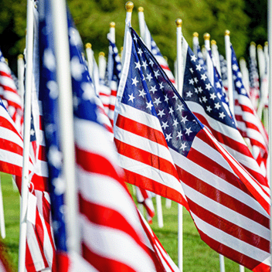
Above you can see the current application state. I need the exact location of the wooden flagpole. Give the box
[18,0,34,271]
[176,18,183,272]
[50,0,80,254]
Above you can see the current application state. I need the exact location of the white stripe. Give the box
[170,143,268,217]
[80,216,156,272]
[77,166,143,234]
[0,76,17,90]
[0,126,23,147]
[4,91,22,106]
[191,212,270,265]
[118,154,184,197]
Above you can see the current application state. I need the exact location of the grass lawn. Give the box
[0,174,250,271]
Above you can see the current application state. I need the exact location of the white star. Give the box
[146,101,153,109]
[194,77,198,83]
[177,131,183,139]
[70,56,85,81]
[173,94,178,100]
[173,119,179,127]
[180,142,187,151]
[149,59,154,67]
[186,91,193,97]
[47,80,58,99]
[169,107,174,115]
[198,87,203,93]
[189,79,194,85]
[217,92,222,99]
[150,85,157,94]
[154,70,160,78]
[81,82,95,100]
[219,111,226,119]
[157,109,165,118]
[236,81,242,88]
[181,115,188,123]
[52,177,66,195]
[241,88,247,94]
[189,68,194,74]
[135,61,141,69]
[165,133,172,141]
[216,81,221,89]
[164,94,169,102]
[138,48,143,56]
[142,60,148,69]
[205,83,212,90]
[206,105,212,112]
[146,73,153,81]
[132,76,139,86]
[194,88,198,94]
[210,93,216,100]
[177,104,184,112]
[48,145,62,168]
[159,82,164,90]
[133,35,138,42]
[214,102,221,109]
[232,64,238,71]
[139,89,146,97]
[191,55,197,62]
[185,127,192,136]
[44,48,56,71]
[237,72,242,78]
[196,64,202,71]
[154,97,161,106]
[161,121,169,129]
[201,73,207,81]
[202,96,207,103]
[30,129,35,136]
[128,93,135,102]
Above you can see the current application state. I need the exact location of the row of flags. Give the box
[0,0,270,271]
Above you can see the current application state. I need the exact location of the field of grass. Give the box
[0,174,250,271]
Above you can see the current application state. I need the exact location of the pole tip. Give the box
[265,41,268,46]
[18,54,24,60]
[193,32,199,37]
[225,30,230,36]
[250,41,256,46]
[211,39,216,45]
[204,33,210,40]
[138,7,144,12]
[85,43,92,49]
[175,18,182,27]
[99,52,105,57]
[125,2,134,12]
[257,44,263,50]
[109,22,115,28]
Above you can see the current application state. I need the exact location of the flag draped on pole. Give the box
[231,45,269,178]
[114,26,270,271]
[38,1,178,271]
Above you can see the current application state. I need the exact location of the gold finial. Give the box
[164,56,168,62]
[125,2,134,12]
[265,41,268,46]
[18,54,24,60]
[5,58,8,64]
[204,33,210,40]
[225,30,230,36]
[138,7,144,12]
[121,47,123,52]
[85,43,92,49]
[250,41,256,46]
[193,32,199,37]
[240,57,245,61]
[99,52,105,57]
[257,44,263,50]
[109,22,115,28]
[175,19,182,27]
[211,40,216,45]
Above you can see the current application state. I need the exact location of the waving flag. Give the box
[114,26,270,271]
[231,45,268,178]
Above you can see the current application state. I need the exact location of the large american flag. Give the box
[231,45,268,179]
[180,38,268,194]
[114,27,270,271]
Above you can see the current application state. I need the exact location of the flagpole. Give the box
[225,30,234,115]
[268,1,272,270]
[98,52,106,81]
[85,43,94,81]
[50,0,80,254]
[18,0,34,271]
[263,41,269,130]
[176,18,183,271]
[192,32,199,56]
[211,40,221,76]
[138,7,145,41]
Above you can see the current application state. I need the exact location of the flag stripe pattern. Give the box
[114,27,270,271]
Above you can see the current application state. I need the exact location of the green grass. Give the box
[0,175,250,271]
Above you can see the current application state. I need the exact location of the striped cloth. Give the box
[114,27,270,271]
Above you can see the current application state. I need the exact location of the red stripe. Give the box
[123,168,188,209]
[116,114,168,148]
[115,138,179,179]
[82,242,137,272]
[38,145,47,161]
[25,243,37,272]
[0,115,23,137]
[198,230,270,272]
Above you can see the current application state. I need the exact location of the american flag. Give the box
[181,38,268,194]
[107,40,122,126]
[114,27,270,271]
[0,49,23,134]
[231,45,268,179]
